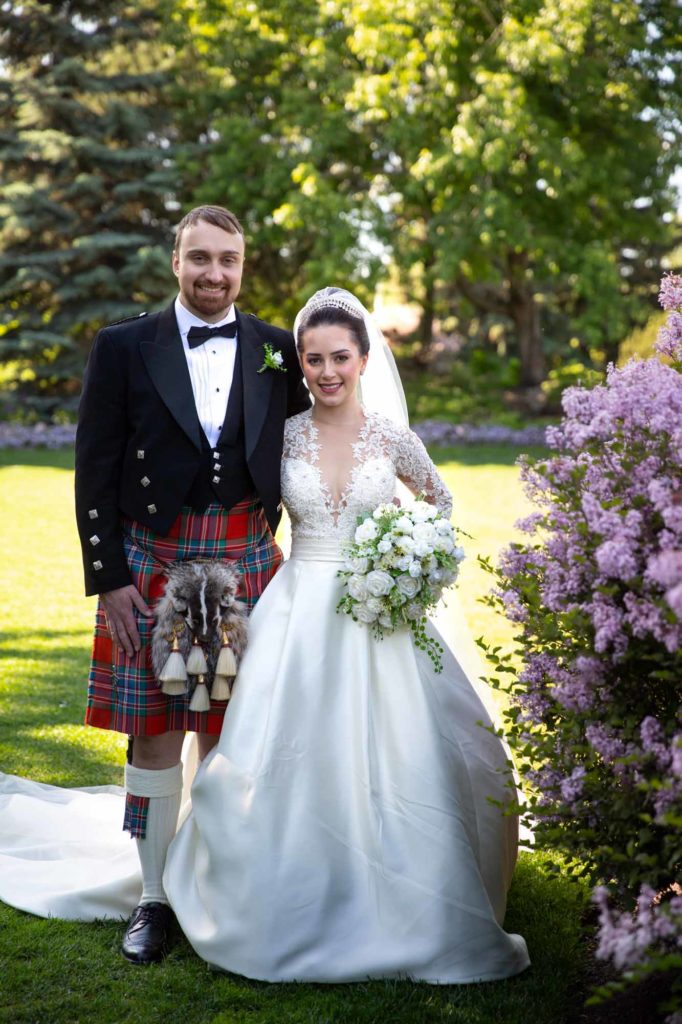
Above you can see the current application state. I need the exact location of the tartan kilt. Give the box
[85,498,282,736]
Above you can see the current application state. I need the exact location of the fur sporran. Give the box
[151,560,248,710]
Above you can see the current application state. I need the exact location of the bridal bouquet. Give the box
[336,499,465,671]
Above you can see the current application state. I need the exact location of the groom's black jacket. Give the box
[75,303,310,596]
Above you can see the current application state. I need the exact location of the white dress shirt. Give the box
[174,296,238,448]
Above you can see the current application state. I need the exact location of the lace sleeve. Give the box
[282,411,309,461]
[390,422,453,516]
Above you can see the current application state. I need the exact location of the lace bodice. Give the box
[282,410,452,542]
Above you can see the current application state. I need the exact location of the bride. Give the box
[0,288,529,984]
[162,288,529,983]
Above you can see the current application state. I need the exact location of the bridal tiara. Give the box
[295,291,365,334]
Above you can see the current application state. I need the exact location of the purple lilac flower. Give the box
[652,781,681,820]
[590,596,628,656]
[560,766,587,803]
[595,537,639,580]
[586,723,629,763]
[655,311,682,361]
[554,655,604,712]
[672,736,682,779]
[593,884,682,970]
[496,588,528,623]
[647,550,682,588]
[640,717,672,768]
[666,582,682,620]
[622,592,681,653]
[658,273,682,312]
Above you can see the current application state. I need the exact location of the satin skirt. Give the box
[163,538,530,983]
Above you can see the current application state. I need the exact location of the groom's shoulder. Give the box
[241,312,294,345]
[99,309,161,343]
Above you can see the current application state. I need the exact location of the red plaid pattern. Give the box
[123,793,150,839]
[85,498,282,736]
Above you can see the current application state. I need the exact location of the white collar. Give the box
[174,295,237,337]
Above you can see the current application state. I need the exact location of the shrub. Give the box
[481,273,682,1020]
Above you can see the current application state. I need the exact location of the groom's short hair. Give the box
[174,205,244,252]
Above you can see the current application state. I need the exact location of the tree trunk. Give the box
[417,244,436,356]
[419,278,435,350]
[508,253,545,386]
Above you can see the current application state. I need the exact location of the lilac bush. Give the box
[482,274,682,1015]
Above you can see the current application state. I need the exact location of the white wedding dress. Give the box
[0,409,529,984]
[163,410,529,983]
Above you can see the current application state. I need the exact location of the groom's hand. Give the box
[101,585,153,657]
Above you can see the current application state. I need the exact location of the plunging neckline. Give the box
[307,411,371,519]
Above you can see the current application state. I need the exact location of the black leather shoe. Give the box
[121,901,176,964]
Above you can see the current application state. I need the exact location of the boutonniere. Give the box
[258,342,287,374]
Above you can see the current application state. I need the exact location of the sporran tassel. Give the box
[186,637,208,675]
[215,629,238,678]
[210,674,232,701]
[189,673,211,712]
[159,631,188,695]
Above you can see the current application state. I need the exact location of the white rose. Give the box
[372,503,395,520]
[396,574,421,598]
[396,535,416,554]
[441,568,459,586]
[394,515,414,535]
[435,518,454,534]
[412,522,437,545]
[354,602,379,623]
[408,560,423,578]
[347,575,369,601]
[410,503,432,523]
[434,534,454,554]
[355,519,379,543]
[453,546,465,562]
[405,602,423,620]
[365,569,394,597]
[428,569,443,585]
[365,596,384,615]
[378,613,394,629]
[346,554,371,574]
[377,538,393,554]
[395,554,413,571]
[413,540,433,558]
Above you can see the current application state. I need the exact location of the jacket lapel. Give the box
[236,309,273,459]
[140,303,202,451]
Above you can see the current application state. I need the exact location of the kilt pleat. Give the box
[85,498,282,736]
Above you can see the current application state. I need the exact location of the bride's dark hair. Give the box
[297,307,370,357]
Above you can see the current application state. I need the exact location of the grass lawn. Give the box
[0,446,590,1024]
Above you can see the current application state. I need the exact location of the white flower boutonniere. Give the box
[258,342,287,374]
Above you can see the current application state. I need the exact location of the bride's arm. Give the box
[391,424,453,516]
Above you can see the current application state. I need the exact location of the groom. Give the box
[75,205,310,963]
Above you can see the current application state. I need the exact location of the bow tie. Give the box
[187,322,238,349]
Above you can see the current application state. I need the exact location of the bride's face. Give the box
[299,325,368,410]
